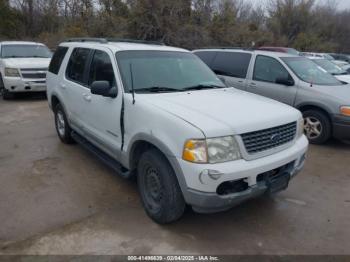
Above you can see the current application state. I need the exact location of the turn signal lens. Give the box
[340,106,350,117]
[182,139,207,163]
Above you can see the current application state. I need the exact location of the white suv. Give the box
[0,41,52,99]
[46,38,308,223]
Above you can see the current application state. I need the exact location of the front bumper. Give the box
[332,115,350,141]
[3,76,46,92]
[177,136,308,213]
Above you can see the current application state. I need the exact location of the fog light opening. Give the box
[216,179,248,196]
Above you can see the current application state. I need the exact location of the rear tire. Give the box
[137,148,185,224]
[54,103,75,144]
[303,109,331,144]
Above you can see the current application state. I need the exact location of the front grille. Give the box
[21,73,46,79]
[241,122,297,154]
[20,68,48,79]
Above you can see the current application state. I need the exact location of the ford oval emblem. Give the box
[270,134,281,143]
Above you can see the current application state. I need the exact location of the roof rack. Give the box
[107,38,165,46]
[196,46,256,51]
[65,38,108,43]
[64,37,165,45]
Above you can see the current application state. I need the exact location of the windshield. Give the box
[1,44,52,58]
[116,51,225,92]
[313,59,348,75]
[282,57,342,85]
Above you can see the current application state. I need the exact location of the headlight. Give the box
[5,68,20,77]
[340,106,350,117]
[297,117,304,138]
[182,136,241,164]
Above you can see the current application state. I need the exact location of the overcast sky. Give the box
[248,0,350,10]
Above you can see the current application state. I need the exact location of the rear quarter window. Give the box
[48,46,68,74]
[211,52,252,79]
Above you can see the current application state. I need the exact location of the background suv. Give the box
[0,41,52,99]
[258,47,300,55]
[47,38,308,223]
[194,49,350,144]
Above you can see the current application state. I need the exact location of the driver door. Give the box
[80,47,123,158]
[247,55,298,106]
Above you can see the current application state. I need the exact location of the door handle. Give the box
[249,82,257,87]
[83,93,92,102]
[60,84,66,89]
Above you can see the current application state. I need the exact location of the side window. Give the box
[66,48,90,85]
[253,55,291,83]
[194,51,217,67]
[88,50,116,87]
[48,46,68,74]
[211,52,252,78]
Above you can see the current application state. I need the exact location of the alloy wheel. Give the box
[56,111,66,137]
[304,116,323,140]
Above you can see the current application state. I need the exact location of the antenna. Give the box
[129,63,135,104]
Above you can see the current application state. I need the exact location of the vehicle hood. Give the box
[333,60,348,67]
[335,74,350,84]
[312,83,350,104]
[141,88,301,137]
[2,58,51,69]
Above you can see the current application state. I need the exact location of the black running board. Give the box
[71,131,131,179]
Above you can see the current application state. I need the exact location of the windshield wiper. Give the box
[134,86,180,93]
[182,84,226,91]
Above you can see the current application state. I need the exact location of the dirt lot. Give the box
[0,94,350,255]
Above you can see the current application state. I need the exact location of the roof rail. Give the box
[196,46,256,51]
[64,37,165,45]
[107,38,165,45]
[65,38,108,43]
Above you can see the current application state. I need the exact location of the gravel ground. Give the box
[0,94,349,255]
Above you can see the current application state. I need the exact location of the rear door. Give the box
[247,55,297,106]
[63,47,92,132]
[80,47,123,158]
[210,51,252,90]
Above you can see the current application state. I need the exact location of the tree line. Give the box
[0,0,349,52]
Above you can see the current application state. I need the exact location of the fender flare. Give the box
[127,133,189,198]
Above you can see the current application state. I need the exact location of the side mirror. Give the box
[91,81,117,98]
[275,77,294,86]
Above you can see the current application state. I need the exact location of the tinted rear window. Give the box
[66,48,91,85]
[211,52,252,78]
[194,51,217,66]
[48,46,68,74]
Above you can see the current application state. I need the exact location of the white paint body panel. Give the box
[47,41,308,197]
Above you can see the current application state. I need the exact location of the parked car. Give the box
[300,52,348,67]
[329,53,350,63]
[193,49,350,144]
[0,41,52,99]
[342,64,350,74]
[258,47,299,55]
[308,57,350,84]
[47,38,308,223]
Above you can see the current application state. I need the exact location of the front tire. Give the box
[2,89,13,100]
[137,148,185,224]
[303,109,331,144]
[54,104,74,144]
